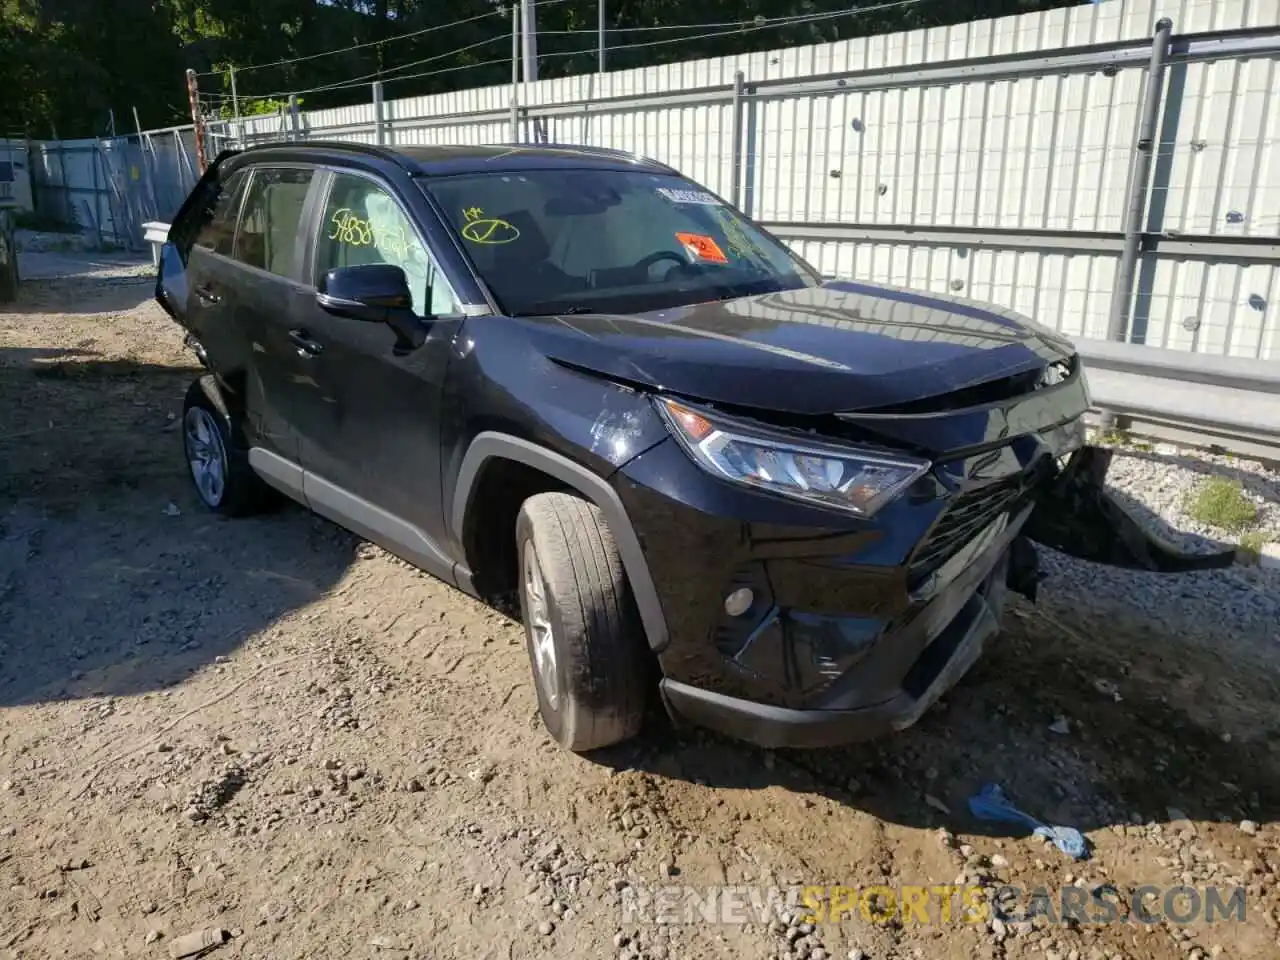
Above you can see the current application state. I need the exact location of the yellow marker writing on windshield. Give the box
[460,207,520,245]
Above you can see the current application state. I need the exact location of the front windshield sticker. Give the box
[675,232,728,265]
[460,206,520,244]
[656,187,722,206]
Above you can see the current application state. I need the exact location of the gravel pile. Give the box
[1038,436,1280,645]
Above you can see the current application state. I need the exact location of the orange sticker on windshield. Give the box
[675,232,728,265]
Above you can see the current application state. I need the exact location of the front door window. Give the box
[316,174,460,317]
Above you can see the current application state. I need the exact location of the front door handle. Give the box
[194,283,220,305]
[287,329,324,357]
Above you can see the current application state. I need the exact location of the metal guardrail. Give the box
[139,221,1280,460]
[1074,338,1280,461]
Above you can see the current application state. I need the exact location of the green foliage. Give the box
[1238,529,1268,559]
[1185,476,1259,533]
[2,0,1076,138]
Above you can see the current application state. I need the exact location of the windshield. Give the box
[421,168,820,316]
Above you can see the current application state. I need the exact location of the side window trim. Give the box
[228,166,257,265]
[299,168,334,291]
[314,165,462,316]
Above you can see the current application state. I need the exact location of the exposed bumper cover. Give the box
[1023,445,1238,572]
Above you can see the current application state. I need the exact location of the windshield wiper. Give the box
[512,304,598,317]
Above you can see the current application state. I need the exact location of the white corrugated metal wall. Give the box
[214,0,1280,360]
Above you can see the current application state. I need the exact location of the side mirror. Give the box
[316,264,429,349]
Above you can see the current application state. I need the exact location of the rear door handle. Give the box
[193,283,220,305]
[288,329,324,357]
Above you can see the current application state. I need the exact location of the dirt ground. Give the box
[1,257,1278,960]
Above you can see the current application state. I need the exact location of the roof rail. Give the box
[238,139,675,174]
[238,139,419,172]
[496,142,675,171]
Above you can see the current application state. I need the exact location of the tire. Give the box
[181,379,271,517]
[516,491,650,752]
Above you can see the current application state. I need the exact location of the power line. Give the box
[251,35,509,99]
[540,0,928,54]
[198,0,573,79]
[221,0,927,104]
[542,0,927,38]
[196,9,498,78]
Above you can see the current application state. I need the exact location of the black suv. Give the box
[156,142,1231,753]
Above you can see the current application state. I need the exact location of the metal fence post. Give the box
[730,70,745,209]
[55,142,70,226]
[373,82,387,146]
[132,106,159,221]
[89,147,103,246]
[288,95,301,142]
[1106,17,1174,344]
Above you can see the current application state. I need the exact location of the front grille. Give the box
[908,471,1035,586]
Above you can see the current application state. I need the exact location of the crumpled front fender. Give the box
[1023,446,1238,573]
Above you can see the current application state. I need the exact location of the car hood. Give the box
[513,280,1077,415]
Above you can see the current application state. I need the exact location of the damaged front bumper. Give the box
[1023,444,1238,573]
[629,440,1238,751]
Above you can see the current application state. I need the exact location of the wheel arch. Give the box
[451,432,669,653]
[193,373,233,424]
[191,372,252,450]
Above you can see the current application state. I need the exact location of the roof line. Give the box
[236,139,675,174]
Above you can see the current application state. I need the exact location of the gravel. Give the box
[14,229,153,281]
[1037,436,1280,645]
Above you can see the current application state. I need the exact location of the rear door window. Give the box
[233,167,315,278]
[192,169,248,256]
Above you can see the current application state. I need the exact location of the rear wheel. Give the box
[516,492,649,752]
[181,380,271,517]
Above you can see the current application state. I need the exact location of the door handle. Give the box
[288,329,324,357]
[193,283,220,305]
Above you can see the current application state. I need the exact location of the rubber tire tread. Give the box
[518,491,648,752]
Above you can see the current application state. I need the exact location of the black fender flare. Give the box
[451,432,670,653]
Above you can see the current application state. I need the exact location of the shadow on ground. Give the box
[0,344,357,709]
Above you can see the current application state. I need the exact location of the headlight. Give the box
[655,397,931,518]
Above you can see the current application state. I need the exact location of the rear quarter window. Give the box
[192,169,248,256]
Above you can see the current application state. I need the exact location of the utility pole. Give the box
[520,0,538,84]
[185,69,207,174]
[520,0,543,141]
[230,66,247,146]
[509,3,521,142]
[598,0,605,73]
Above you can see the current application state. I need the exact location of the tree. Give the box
[0,0,1079,139]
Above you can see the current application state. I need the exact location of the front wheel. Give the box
[516,492,649,752]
